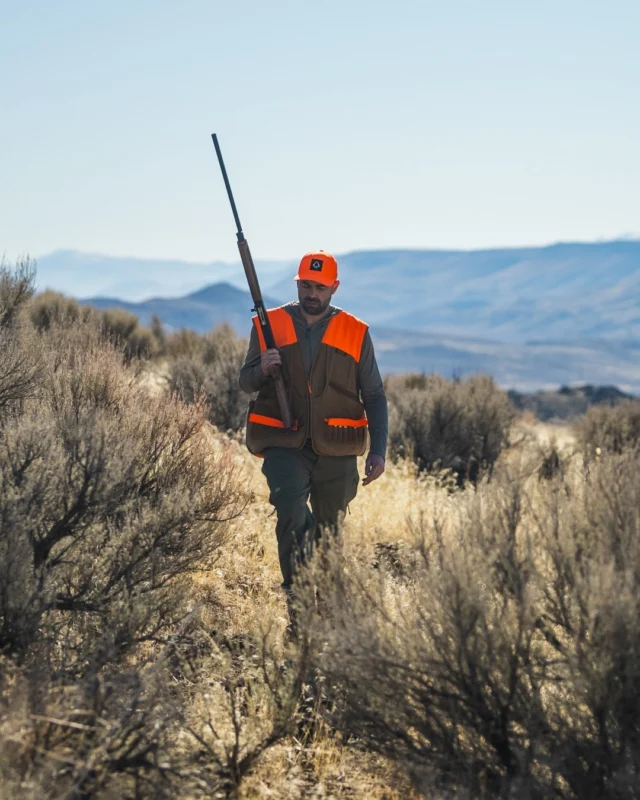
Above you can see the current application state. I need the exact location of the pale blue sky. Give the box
[1,0,639,263]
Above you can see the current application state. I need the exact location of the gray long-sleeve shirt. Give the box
[239,302,388,458]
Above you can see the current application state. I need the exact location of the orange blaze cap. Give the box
[294,250,338,287]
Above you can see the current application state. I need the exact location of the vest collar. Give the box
[284,302,342,331]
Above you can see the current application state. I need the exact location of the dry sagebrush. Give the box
[572,399,640,460]
[167,323,248,433]
[6,258,640,798]
[306,450,640,799]
[386,373,515,483]
[30,290,157,361]
[0,261,312,798]
[0,325,242,660]
[0,259,40,415]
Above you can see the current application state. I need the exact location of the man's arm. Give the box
[239,325,269,394]
[357,330,388,484]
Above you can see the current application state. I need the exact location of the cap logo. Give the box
[309,258,324,271]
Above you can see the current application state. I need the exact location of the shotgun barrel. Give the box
[211,134,293,430]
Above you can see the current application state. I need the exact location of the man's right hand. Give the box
[260,348,282,376]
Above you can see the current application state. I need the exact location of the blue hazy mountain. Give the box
[371,328,640,394]
[84,282,280,334]
[36,249,294,301]
[45,241,640,390]
[42,240,640,342]
[268,241,640,342]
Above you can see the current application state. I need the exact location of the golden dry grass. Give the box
[185,417,578,798]
[184,431,452,798]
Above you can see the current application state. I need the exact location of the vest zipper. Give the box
[301,314,335,450]
[307,379,312,444]
[306,327,313,446]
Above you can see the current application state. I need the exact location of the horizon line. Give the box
[27,234,640,264]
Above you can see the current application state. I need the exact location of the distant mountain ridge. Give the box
[508,385,635,421]
[44,240,640,391]
[37,249,294,301]
[39,240,640,342]
[370,327,640,394]
[80,288,640,394]
[84,282,279,334]
[273,241,640,343]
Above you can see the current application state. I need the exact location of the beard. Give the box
[301,296,330,316]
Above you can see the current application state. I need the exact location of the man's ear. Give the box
[331,280,340,295]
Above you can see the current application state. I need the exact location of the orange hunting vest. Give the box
[245,307,369,457]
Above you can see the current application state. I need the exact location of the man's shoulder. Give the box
[252,302,297,322]
[331,306,369,329]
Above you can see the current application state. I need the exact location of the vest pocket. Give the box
[318,417,368,456]
[245,399,307,456]
[249,412,298,430]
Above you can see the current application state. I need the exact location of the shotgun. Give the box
[211,133,293,430]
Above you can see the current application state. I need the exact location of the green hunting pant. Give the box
[261,443,359,591]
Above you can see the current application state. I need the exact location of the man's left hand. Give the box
[362,453,385,486]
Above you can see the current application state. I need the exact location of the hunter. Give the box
[239,250,388,632]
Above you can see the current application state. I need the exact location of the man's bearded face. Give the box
[297,280,336,316]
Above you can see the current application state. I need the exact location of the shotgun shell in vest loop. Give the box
[295,251,338,286]
[325,417,368,428]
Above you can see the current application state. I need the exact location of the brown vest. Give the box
[245,307,369,457]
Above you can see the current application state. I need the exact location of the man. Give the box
[239,250,387,633]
